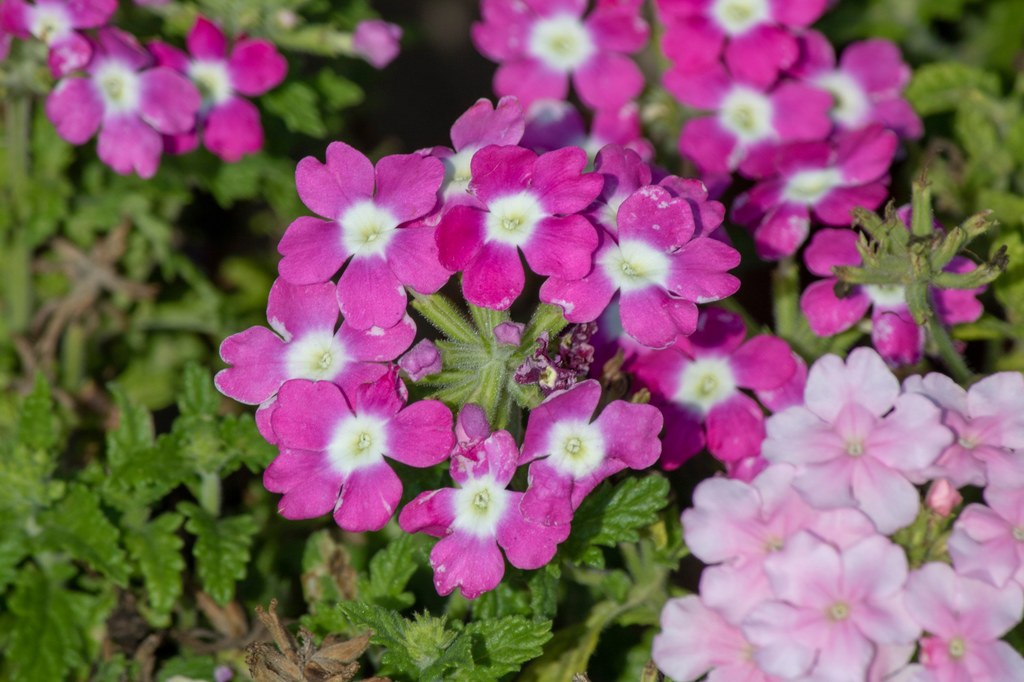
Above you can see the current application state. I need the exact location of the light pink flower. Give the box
[800,229,985,366]
[472,0,649,110]
[521,100,654,161]
[435,144,601,310]
[0,0,115,76]
[277,142,447,329]
[905,562,1024,681]
[762,348,953,533]
[399,429,570,599]
[266,373,454,531]
[45,27,201,178]
[948,485,1024,590]
[518,379,662,525]
[352,19,401,69]
[540,185,740,349]
[731,124,897,259]
[629,307,795,467]
[150,16,287,162]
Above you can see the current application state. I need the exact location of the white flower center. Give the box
[340,200,399,258]
[865,284,906,308]
[452,477,509,538]
[94,61,142,115]
[719,88,774,144]
[189,60,233,107]
[711,0,769,35]
[814,72,871,128]
[546,420,606,478]
[29,4,71,43]
[783,168,843,206]
[528,15,595,72]
[327,414,388,475]
[597,194,627,233]
[284,330,347,382]
[600,239,671,292]
[442,147,476,198]
[675,357,737,415]
[485,192,545,246]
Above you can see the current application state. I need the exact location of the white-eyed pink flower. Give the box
[472,0,649,110]
[583,143,654,236]
[435,144,602,310]
[0,0,115,76]
[399,429,570,599]
[277,143,447,329]
[351,19,401,69]
[518,379,662,525]
[45,27,201,178]
[150,17,287,162]
[948,485,1024,590]
[762,347,953,533]
[266,373,454,531]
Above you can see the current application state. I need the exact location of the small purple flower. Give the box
[277,142,448,329]
[398,339,442,381]
[399,429,570,599]
[472,0,649,110]
[435,144,602,310]
[0,0,116,76]
[45,27,201,178]
[266,372,454,531]
[519,379,662,525]
[522,101,654,161]
[352,19,402,69]
[150,16,287,162]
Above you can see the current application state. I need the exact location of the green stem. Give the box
[5,95,32,333]
[910,179,934,239]
[199,472,222,517]
[410,292,478,344]
[772,256,800,341]
[520,303,567,348]
[928,317,973,384]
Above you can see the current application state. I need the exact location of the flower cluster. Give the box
[654,347,1024,681]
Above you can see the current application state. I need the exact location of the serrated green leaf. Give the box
[263,82,327,137]
[16,373,59,452]
[561,475,670,563]
[179,362,221,418]
[156,654,217,682]
[528,564,560,622]
[38,484,129,585]
[473,580,532,620]
[106,384,155,470]
[217,414,276,472]
[341,601,420,677]
[906,62,1001,116]
[317,69,365,109]
[358,533,421,610]
[454,617,552,681]
[125,512,185,625]
[179,503,258,605]
[994,229,1024,323]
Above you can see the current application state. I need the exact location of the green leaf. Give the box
[38,484,130,585]
[994,229,1024,323]
[358,533,422,610]
[16,373,59,452]
[340,601,419,677]
[317,69,365,109]
[455,617,552,681]
[528,564,560,621]
[0,521,28,594]
[178,362,221,418]
[263,82,327,137]
[179,503,258,605]
[979,189,1024,227]
[124,512,185,625]
[156,654,217,682]
[906,62,1001,116]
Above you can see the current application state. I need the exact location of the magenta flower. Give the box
[265,373,454,531]
[903,372,1024,488]
[521,100,654,161]
[541,185,740,348]
[762,348,953,534]
[398,339,442,382]
[399,430,570,599]
[582,143,654,236]
[435,144,601,310]
[351,19,401,69]
[518,379,662,526]
[277,143,448,329]
[472,0,649,110]
[667,62,833,178]
[657,0,827,88]
[150,17,287,162]
[0,0,115,76]
[800,228,985,366]
[45,27,201,178]
[732,124,897,259]
[791,32,922,139]
[905,563,1024,680]
[742,531,920,680]
[628,307,796,468]
[948,485,1024,590]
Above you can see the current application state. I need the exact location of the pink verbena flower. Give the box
[215,278,416,443]
[629,307,795,468]
[667,62,833,179]
[277,143,447,329]
[540,185,740,348]
[472,0,649,110]
[762,347,953,534]
[657,0,827,88]
[0,0,115,76]
[948,485,1024,590]
[905,562,1024,681]
[399,429,570,599]
[903,372,1024,488]
[435,144,601,310]
[351,19,401,69]
[732,124,897,259]
[582,143,654,235]
[150,17,287,162]
[518,379,662,525]
[45,27,200,178]
[398,339,442,382]
[800,228,985,366]
[742,531,920,680]
[266,373,454,531]
[790,32,922,139]
[521,101,654,161]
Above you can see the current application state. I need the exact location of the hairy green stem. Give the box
[772,256,800,341]
[411,292,478,344]
[928,317,972,384]
[199,471,223,517]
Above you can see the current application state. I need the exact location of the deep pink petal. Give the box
[399,488,457,537]
[149,40,189,72]
[214,327,287,404]
[92,27,150,71]
[275,461,344,519]
[386,223,451,294]
[804,227,862,277]
[586,5,648,52]
[532,146,603,215]
[540,265,617,324]
[46,77,103,144]
[435,205,486,271]
[66,0,117,27]
[334,462,402,531]
[839,39,911,93]
[265,279,337,342]
[521,461,575,525]
[573,51,643,110]
[497,497,571,569]
[753,204,812,260]
[724,25,797,88]
[679,117,737,175]
[596,400,663,468]
[770,0,827,26]
[277,216,347,285]
[450,96,525,150]
[295,142,375,220]
[801,279,870,336]
[620,287,678,349]
[430,533,505,599]
[47,32,92,77]
[138,67,201,135]
[522,215,598,279]
[771,82,834,142]
[387,401,455,467]
[665,237,741,302]
[814,183,890,225]
[97,115,163,178]
[663,61,729,109]
[494,58,568,110]
[835,125,898,184]
[374,153,444,223]
[617,185,694,246]
[871,306,924,367]
[202,96,263,161]
[520,379,602,463]
[186,16,226,60]
[469,144,536,205]
[656,401,705,469]
[706,394,765,463]
[462,243,524,310]
[271,379,351,451]
[661,17,723,73]
[337,256,407,330]
[731,335,797,390]
[227,38,287,95]
[337,314,415,362]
